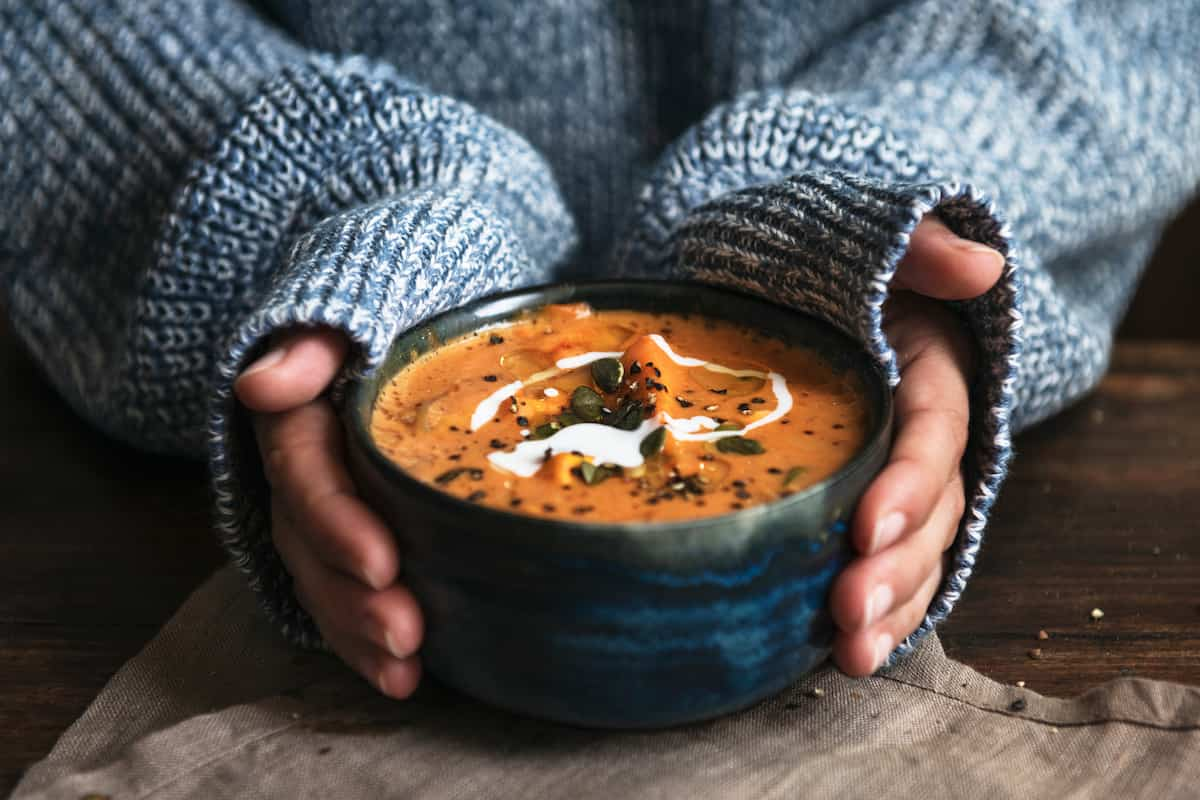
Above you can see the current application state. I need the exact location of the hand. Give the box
[235,330,424,698]
[830,216,1005,676]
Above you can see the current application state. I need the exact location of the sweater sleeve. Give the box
[616,0,1200,662]
[0,1,575,645]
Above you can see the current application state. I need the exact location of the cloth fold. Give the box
[14,566,1200,800]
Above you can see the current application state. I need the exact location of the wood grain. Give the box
[1,335,1197,792]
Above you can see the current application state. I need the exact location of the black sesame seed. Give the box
[710,388,728,395]
[488,334,505,345]
[676,396,694,408]
[466,490,486,503]
[489,439,505,449]
[833,423,845,429]
[448,454,461,461]
[732,480,747,488]
[510,498,523,507]
[804,430,815,435]
[483,374,498,382]
[731,502,744,510]
[516,416,529,426]
[767,467,782,474]
[1010,698,1027,712]
[751,397,767,404]
[543,504,556,513]
[736,490,751,500]
[449,425,460,432]
[629,361,642,375]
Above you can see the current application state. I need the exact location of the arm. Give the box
[618,0,1200,666]
[0,1,575,655]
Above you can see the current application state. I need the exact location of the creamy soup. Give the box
[370,303,868,523]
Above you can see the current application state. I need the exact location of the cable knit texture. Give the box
[2,0,1198,652]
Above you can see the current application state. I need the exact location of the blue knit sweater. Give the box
[2,1,1198,658]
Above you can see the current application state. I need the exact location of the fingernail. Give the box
[870,512,907,553]
[863,583,894,629]
[957,240,1005,270]
[385,629,406,659]
[377,670,391,697]
[240,345,286,378]
[873,633,894,672]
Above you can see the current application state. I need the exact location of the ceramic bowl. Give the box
[343,280,893,728]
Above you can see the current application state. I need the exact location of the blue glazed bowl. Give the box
[343,280,893,728]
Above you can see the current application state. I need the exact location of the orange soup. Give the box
[370,304,868,523]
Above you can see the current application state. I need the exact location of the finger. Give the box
[832,473,964,633]
[235,327,350,413]
[256,402,399,589]
[834,560,944,677]
[893,216,1005,300]
[853,311,971,555]
[271,495,424,661]
[329,634,424,700]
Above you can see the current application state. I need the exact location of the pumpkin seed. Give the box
[532,421,561,440]
[607,399,644,430]
[639,426,667,458]
[716,436,765,455]
[434,468,468,484]
[783,466,808,487]
[590,357,624,393]
[578,461,617,485]
[571,385,605,422]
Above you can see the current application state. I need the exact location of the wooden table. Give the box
[1,332,1197,793]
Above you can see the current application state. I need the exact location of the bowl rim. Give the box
[343,279,893,544]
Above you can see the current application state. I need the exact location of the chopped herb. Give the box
[558,411,582,427]
[488,334,505,345]
[717,437,766,455]
[483,374,498,382]
[715,421,742,432]
[675,396,694,408]
[639,427,667,458]
[783,466,808,487]
[466,490,487,503]
[590,357,624,393]
[571,385,605,422]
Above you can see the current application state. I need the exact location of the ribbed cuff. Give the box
[208,190,561,646]
[665,171,1023,663]
[136,60,577,645]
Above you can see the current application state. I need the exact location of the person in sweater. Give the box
[2,1,1197,700]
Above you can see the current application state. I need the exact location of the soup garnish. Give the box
[370,303,867,522]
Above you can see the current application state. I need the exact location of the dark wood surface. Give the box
[2,193,1199,791]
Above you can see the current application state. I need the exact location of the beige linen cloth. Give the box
[13,566,1200,799]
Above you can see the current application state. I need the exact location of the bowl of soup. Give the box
[342,281,892,728]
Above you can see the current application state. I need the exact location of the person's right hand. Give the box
[235,329,424,699]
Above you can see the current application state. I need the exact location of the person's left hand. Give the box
[829,216,1004,675]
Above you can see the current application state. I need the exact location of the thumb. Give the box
[892,215,1005,300]
[234,327,350,413]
